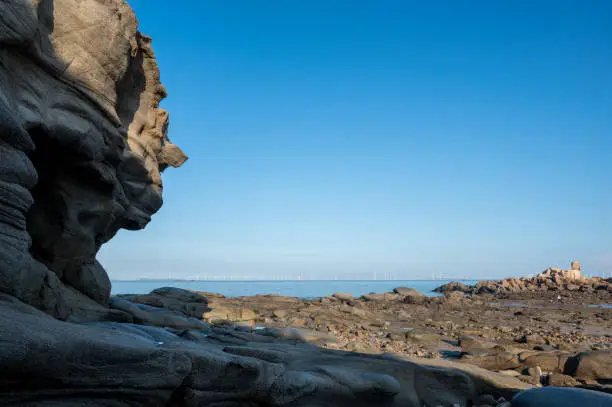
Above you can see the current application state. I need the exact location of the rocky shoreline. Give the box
[119,269,612,394]
[1,1,611,406]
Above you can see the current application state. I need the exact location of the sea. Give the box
[110,279,477,299]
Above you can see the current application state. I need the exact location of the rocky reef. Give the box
[1,2,611,407]
[434,263,612,298]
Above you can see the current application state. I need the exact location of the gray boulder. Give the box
[511,387,612,407]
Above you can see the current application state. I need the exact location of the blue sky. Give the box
[100,0,612,280]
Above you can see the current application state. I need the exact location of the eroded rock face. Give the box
[0,0,185,316]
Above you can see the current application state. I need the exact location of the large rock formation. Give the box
[0,2,608,407]
[0,0,186,320]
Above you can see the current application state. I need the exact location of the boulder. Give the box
[363,292,400,302]
[432,281,471,293]
[511,387,612,407]
[570,350,612,383]
[396,355,532,401]
[520,352,570,373]
[394,287,427,304]
[517,334,547,346]
[332,292,355,301]
[546,373,579,387]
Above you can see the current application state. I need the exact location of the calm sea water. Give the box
[111,280,476,298]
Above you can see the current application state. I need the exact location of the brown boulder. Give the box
[570,350,612,383]
[332,292,355,301]
[394,287,427,304]
[520,352,571,373]
[517,334,547,346]
[547,373,579,387]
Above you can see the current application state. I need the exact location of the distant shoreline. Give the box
[112,279,478,282]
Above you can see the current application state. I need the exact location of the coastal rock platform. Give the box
[0,1,610,406]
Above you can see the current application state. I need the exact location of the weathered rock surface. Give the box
[0,0,185,319]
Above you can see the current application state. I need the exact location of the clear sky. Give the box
[99,0,612,280]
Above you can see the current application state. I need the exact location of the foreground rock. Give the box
[2,292,530,407]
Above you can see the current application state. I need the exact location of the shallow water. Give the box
[588,303,612,309]
[491,300,612,309]
[111,279,477,298]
